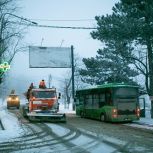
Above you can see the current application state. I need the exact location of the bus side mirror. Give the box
[58,93,61,99]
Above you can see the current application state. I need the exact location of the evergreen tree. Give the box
[119,0,153,95]
[81,0,153,93]
[80,42,138,85]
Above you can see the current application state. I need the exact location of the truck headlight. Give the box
[8,97,12,101]
[15,97,19,101]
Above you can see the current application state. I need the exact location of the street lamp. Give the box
[9,13,37,25]
[2,13,38,25]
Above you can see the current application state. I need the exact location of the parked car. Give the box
[7,94,20,109]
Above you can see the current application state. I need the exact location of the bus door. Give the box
[84,94,93,118]
[75,95,84,116]
[105,91,112,105]
[92,94,100,119]
[139,97,145,117]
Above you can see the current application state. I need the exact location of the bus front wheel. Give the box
[100,114,106,122]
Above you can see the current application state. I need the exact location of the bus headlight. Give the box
[112,108,118,118]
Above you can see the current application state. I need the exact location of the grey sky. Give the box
[19,0,119,57]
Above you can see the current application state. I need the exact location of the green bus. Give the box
[75,83,140,122]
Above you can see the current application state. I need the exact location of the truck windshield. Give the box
[32,91,56,98]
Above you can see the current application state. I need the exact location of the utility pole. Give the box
[48,74,52,88]
[71,45,75,110]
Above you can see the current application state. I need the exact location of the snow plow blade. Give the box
[27,113,66,122]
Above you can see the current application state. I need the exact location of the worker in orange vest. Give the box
[39,79,46,88]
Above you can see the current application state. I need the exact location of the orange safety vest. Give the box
[39,81,46,87]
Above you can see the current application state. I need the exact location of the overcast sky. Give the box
[19,0,119,57]
[1,0,119,96]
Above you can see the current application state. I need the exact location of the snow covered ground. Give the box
[0,95,153,142]
[0,98,25,141]
[0,97,75,142]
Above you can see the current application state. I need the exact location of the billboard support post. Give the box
[71,45,75,110]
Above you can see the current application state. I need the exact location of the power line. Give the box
[7,14,96,30]
[4,13,37,25]
[12,21,97,30]
[34,24,97,29]
[29,18,95,22]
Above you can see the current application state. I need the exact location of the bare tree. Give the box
[63,76,72,108]
[60,54,87,109]
[0,0,26,83]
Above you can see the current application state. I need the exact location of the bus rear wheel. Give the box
[100,114,106,122]
[80,111,84,118]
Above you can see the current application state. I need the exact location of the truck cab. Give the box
[29,88,58,113]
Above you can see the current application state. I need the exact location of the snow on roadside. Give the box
[59,102,75,114]
[0,98,25,142]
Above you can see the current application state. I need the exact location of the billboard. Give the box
[29,46,71,68]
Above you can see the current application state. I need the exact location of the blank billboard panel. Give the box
[29,46,71,68]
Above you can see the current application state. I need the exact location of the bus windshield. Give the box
[114,88,137,97]
[32,91,56,98]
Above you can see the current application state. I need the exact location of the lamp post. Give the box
[1,13,38,25]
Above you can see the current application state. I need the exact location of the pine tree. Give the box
[81,0,153,94]
[80,42,138,85]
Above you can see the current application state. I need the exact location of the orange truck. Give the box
[22,87,66,122]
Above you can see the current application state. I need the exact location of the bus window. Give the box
[85,95,92,109]
[93,94,99,109]
[99,94,105,108]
